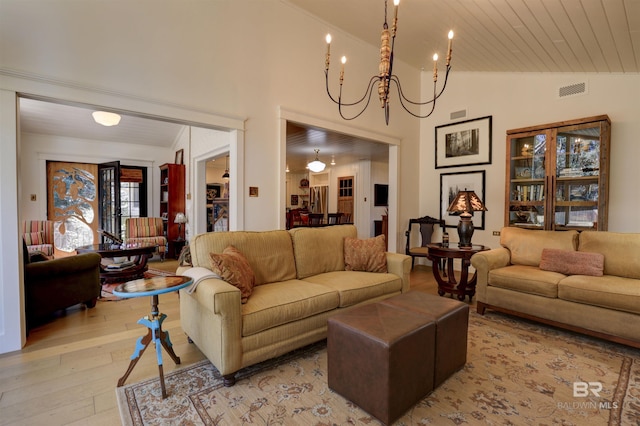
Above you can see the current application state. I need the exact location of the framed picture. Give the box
[440,170,486,229]
[435,116,492,168]
[249,186,259,197]
[291,194,299,206]
[175,149,184,165]
[206,184,222,201]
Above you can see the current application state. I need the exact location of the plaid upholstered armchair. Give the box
[22,220,55,258]
[124,217,167,260]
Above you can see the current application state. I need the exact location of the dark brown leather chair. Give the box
[23,240,102,329]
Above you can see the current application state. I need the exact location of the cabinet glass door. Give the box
[553,123,601,230]
[508,133,547,228]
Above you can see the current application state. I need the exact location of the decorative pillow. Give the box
[539,248,604,276]
[23,231,44,246]
[209,245,255,303]
[344,235,387,273]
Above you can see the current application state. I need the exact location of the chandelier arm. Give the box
[326,71,381,107]
[390,78,438,119]
[433,66,452,100]
[390,67,450,108]
[324,70,340,104]
[338,77,379,120]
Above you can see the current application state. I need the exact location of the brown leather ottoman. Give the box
[327,303,436,425]
[380,290,469,387]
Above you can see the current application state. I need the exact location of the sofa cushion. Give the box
[540,249,604,276]
[559,275,640,315]
[241,280,340,336]
[344,235,387,273]
[209,246,255,304]
[488,265,562,298]
[302,271,402,307]
[578,231,640,279]
[500,227,578,266]
[191,230,297,285]
[289,225,357,279]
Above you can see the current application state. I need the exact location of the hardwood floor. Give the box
[0,263,441,425]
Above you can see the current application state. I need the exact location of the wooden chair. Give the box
[405,215,445,269]
[308,213,324,226]
[327,212,343,225]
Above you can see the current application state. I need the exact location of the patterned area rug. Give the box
[116,311,640,425]
[99,268,174,301]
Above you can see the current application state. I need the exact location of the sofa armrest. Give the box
[186,277,242,316]
[386,252,412,292]
[470,247,511,301]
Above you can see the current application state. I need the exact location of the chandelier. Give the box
[324,0,454,125]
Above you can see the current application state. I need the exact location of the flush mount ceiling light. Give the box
[92,111,121,126]
[307,149,326,173]
[324,0,454,125]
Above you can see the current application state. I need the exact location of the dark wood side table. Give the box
[113,275,193,398]
[427,243,489,302]
[76,243,157,284]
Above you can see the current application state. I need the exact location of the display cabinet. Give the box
[505,115,610,231]
[159,163,185,257]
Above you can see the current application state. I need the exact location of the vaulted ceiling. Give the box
[17,1,639,174]
[289,0,639,73]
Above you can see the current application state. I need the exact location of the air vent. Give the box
[558,82,587,98]
[450,109,467,120]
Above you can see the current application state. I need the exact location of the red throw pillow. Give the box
[344,235,387,273]
[209,246,255,303]
[539,248,604,276]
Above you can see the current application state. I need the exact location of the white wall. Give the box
[0,0,422,352]
[420,72,640,250]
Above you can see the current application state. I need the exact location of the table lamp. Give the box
[446,189,487,248]
[174,212,187,241]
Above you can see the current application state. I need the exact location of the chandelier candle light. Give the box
[324,0,454,125]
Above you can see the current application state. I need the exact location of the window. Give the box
[120,167,148,238]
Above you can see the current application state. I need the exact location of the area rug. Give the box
[116,311,640,425]
[100,268,174,301]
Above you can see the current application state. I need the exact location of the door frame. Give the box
[279,108,401,250]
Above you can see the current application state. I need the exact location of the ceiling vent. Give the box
[558,81,588,98]
[450,109,467,120]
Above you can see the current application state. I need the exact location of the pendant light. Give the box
[307,149,326,173]
[222,155,230,179]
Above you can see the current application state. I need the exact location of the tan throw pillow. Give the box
[344,235,387,273]
[24,231,44,246]
[539,248,604,276]
[209,246,255,303]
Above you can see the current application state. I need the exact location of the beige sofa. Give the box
[471,227,640,348]
[177,225,411,385]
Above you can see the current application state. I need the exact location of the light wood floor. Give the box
[0,262,441,426]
